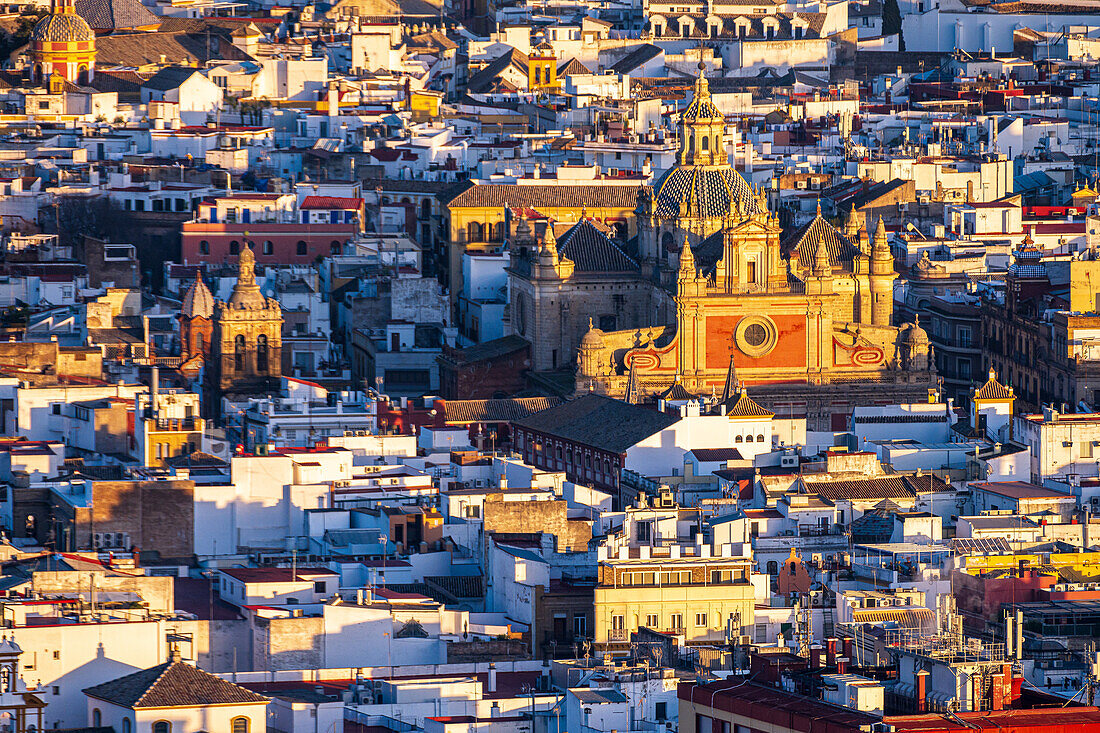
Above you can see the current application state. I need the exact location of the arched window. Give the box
[122,718,132,733]
[153,722,171,733]
[235,334,245,371]
[263,241,273,255]
[196,333,204,354]
[296,240,307,256]
[766,560,778,574]
[745,434,753,443]
[734,435,742,443]
[257,334,268,372]
[229,240,240,255]
[199,240,210,255]
[232,718,250,733]
[468,222,483,241]
[92,710,101,727]
[661,232,674,251]
[702,136,709,150]
[331,240,341,254]
[757,434,765,442]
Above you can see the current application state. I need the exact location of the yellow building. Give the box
[595,543,756,647]
[29,0,96,84]
[407,89,442,121]
[958,550,1100,579]
[528,42,559,91]
[135,391,205,468]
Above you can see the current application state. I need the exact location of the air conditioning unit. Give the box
[1064,441,1074,448]
[334,480,351,488]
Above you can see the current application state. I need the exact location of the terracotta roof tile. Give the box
[83,661,269,708]
[554,218,637,272]
[514,393,679,454]
[442,396,561,424]
[448,184,645,210]
[782,214,861,272]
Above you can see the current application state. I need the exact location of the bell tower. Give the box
[211,243,283,396]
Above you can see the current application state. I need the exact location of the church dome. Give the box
[181,277,214,319]
[30,12,93,43]
[652,165,766,219]
[580,321,604,350]
[902,318,929,345]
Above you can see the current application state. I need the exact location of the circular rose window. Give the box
[735,316,778,357]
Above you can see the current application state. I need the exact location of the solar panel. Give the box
[950,537,1013,554]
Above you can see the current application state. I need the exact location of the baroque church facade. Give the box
[507,67,936,428]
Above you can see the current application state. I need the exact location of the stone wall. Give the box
[76,480,195,558]
[483,496,591,552]
[253,614,324,671]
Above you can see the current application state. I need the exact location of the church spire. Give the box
[227,242,267,309]
[721,352,738,403]
[679,241,696,275]
[624,359,640,405]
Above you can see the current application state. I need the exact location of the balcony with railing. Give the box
[152,417,201,432]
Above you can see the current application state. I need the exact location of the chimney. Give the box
[842,637,855,664]
[150,366,159,418]
[916,670,929,711]
[499,473,507,490]
[836,656,848,674]
[825,638,837,667]
[487,663,497,693]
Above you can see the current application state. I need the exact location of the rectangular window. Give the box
[313,581,326,593]
[755,623,767,642]
[695,612,707,627]
[670,613,683,630]
[635,520,652,542]
[612,615,624,630]
[645,614,659,628]
[655,702,667,721]
[573,615,587,637]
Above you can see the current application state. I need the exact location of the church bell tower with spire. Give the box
[210,243,283,397]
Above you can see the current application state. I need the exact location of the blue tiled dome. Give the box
[30,12,94,43]
[652,165,766,219]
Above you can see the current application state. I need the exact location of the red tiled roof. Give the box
[300,196,364,210]
[220,567,337,582]
[83,661,269,708]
